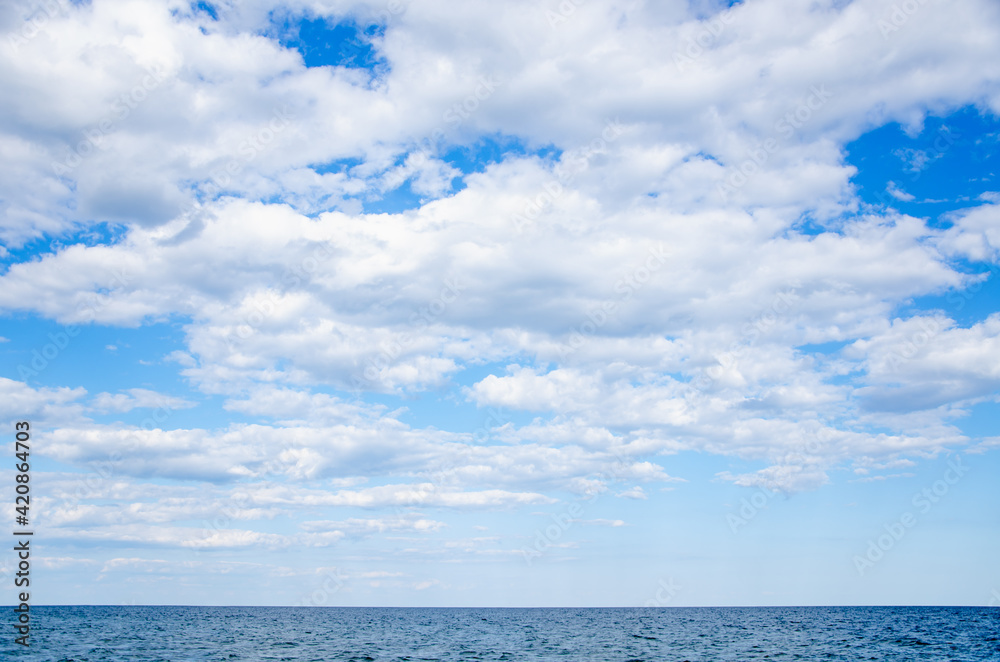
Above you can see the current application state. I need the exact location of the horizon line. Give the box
[6,604,1000,609]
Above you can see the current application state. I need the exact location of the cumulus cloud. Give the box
[91,388,196,413]
[0,377,88,424]
[616,486,647,500]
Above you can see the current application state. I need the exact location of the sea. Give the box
[7,606,1000,661]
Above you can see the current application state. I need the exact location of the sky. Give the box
[0,0,998,608]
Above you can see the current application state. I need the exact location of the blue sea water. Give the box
[6,606,1000,661]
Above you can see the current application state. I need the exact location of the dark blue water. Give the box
[6,606,999,660]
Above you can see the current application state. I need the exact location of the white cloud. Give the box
[44,523,290,549]
[300,516,446,536]
[242,483,557,509]
[847,314,1000,411]
[886,181,916,201]
[616,486,647,500]
[938,202,1000,263]
[0,377,88,424]
[718,465,831,493]
[573,518,626,527]
[91,388,196,413]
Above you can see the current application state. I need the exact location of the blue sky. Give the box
[1,0,999,607]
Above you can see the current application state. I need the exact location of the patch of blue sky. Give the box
[360,179,424,215]
[0,222,125,272]
[691,150,722,164]
[844,106,1000,325]
[795,340,852,355]
[643,451,752,493]
[846,105,999,222]
[354,136,557,213]
[441,134,561,179]
[86,392,228,433]
[347,381,535,444]
[302,134,558,215]
[191,1,218,21]
[955,400,1000,440]
[893,262,1000,326]
[689,0,745,20]
[311,156,364,176]
[259,192,290,208]
[787,211,836,237]
[269,12,386,76]
[0,313,199,402]
[169,2,214,24]
[450,360,529,390]
[847,453,979,505]
[314,151,427,214]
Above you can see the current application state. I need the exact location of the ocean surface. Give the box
[7,606,1000,661]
